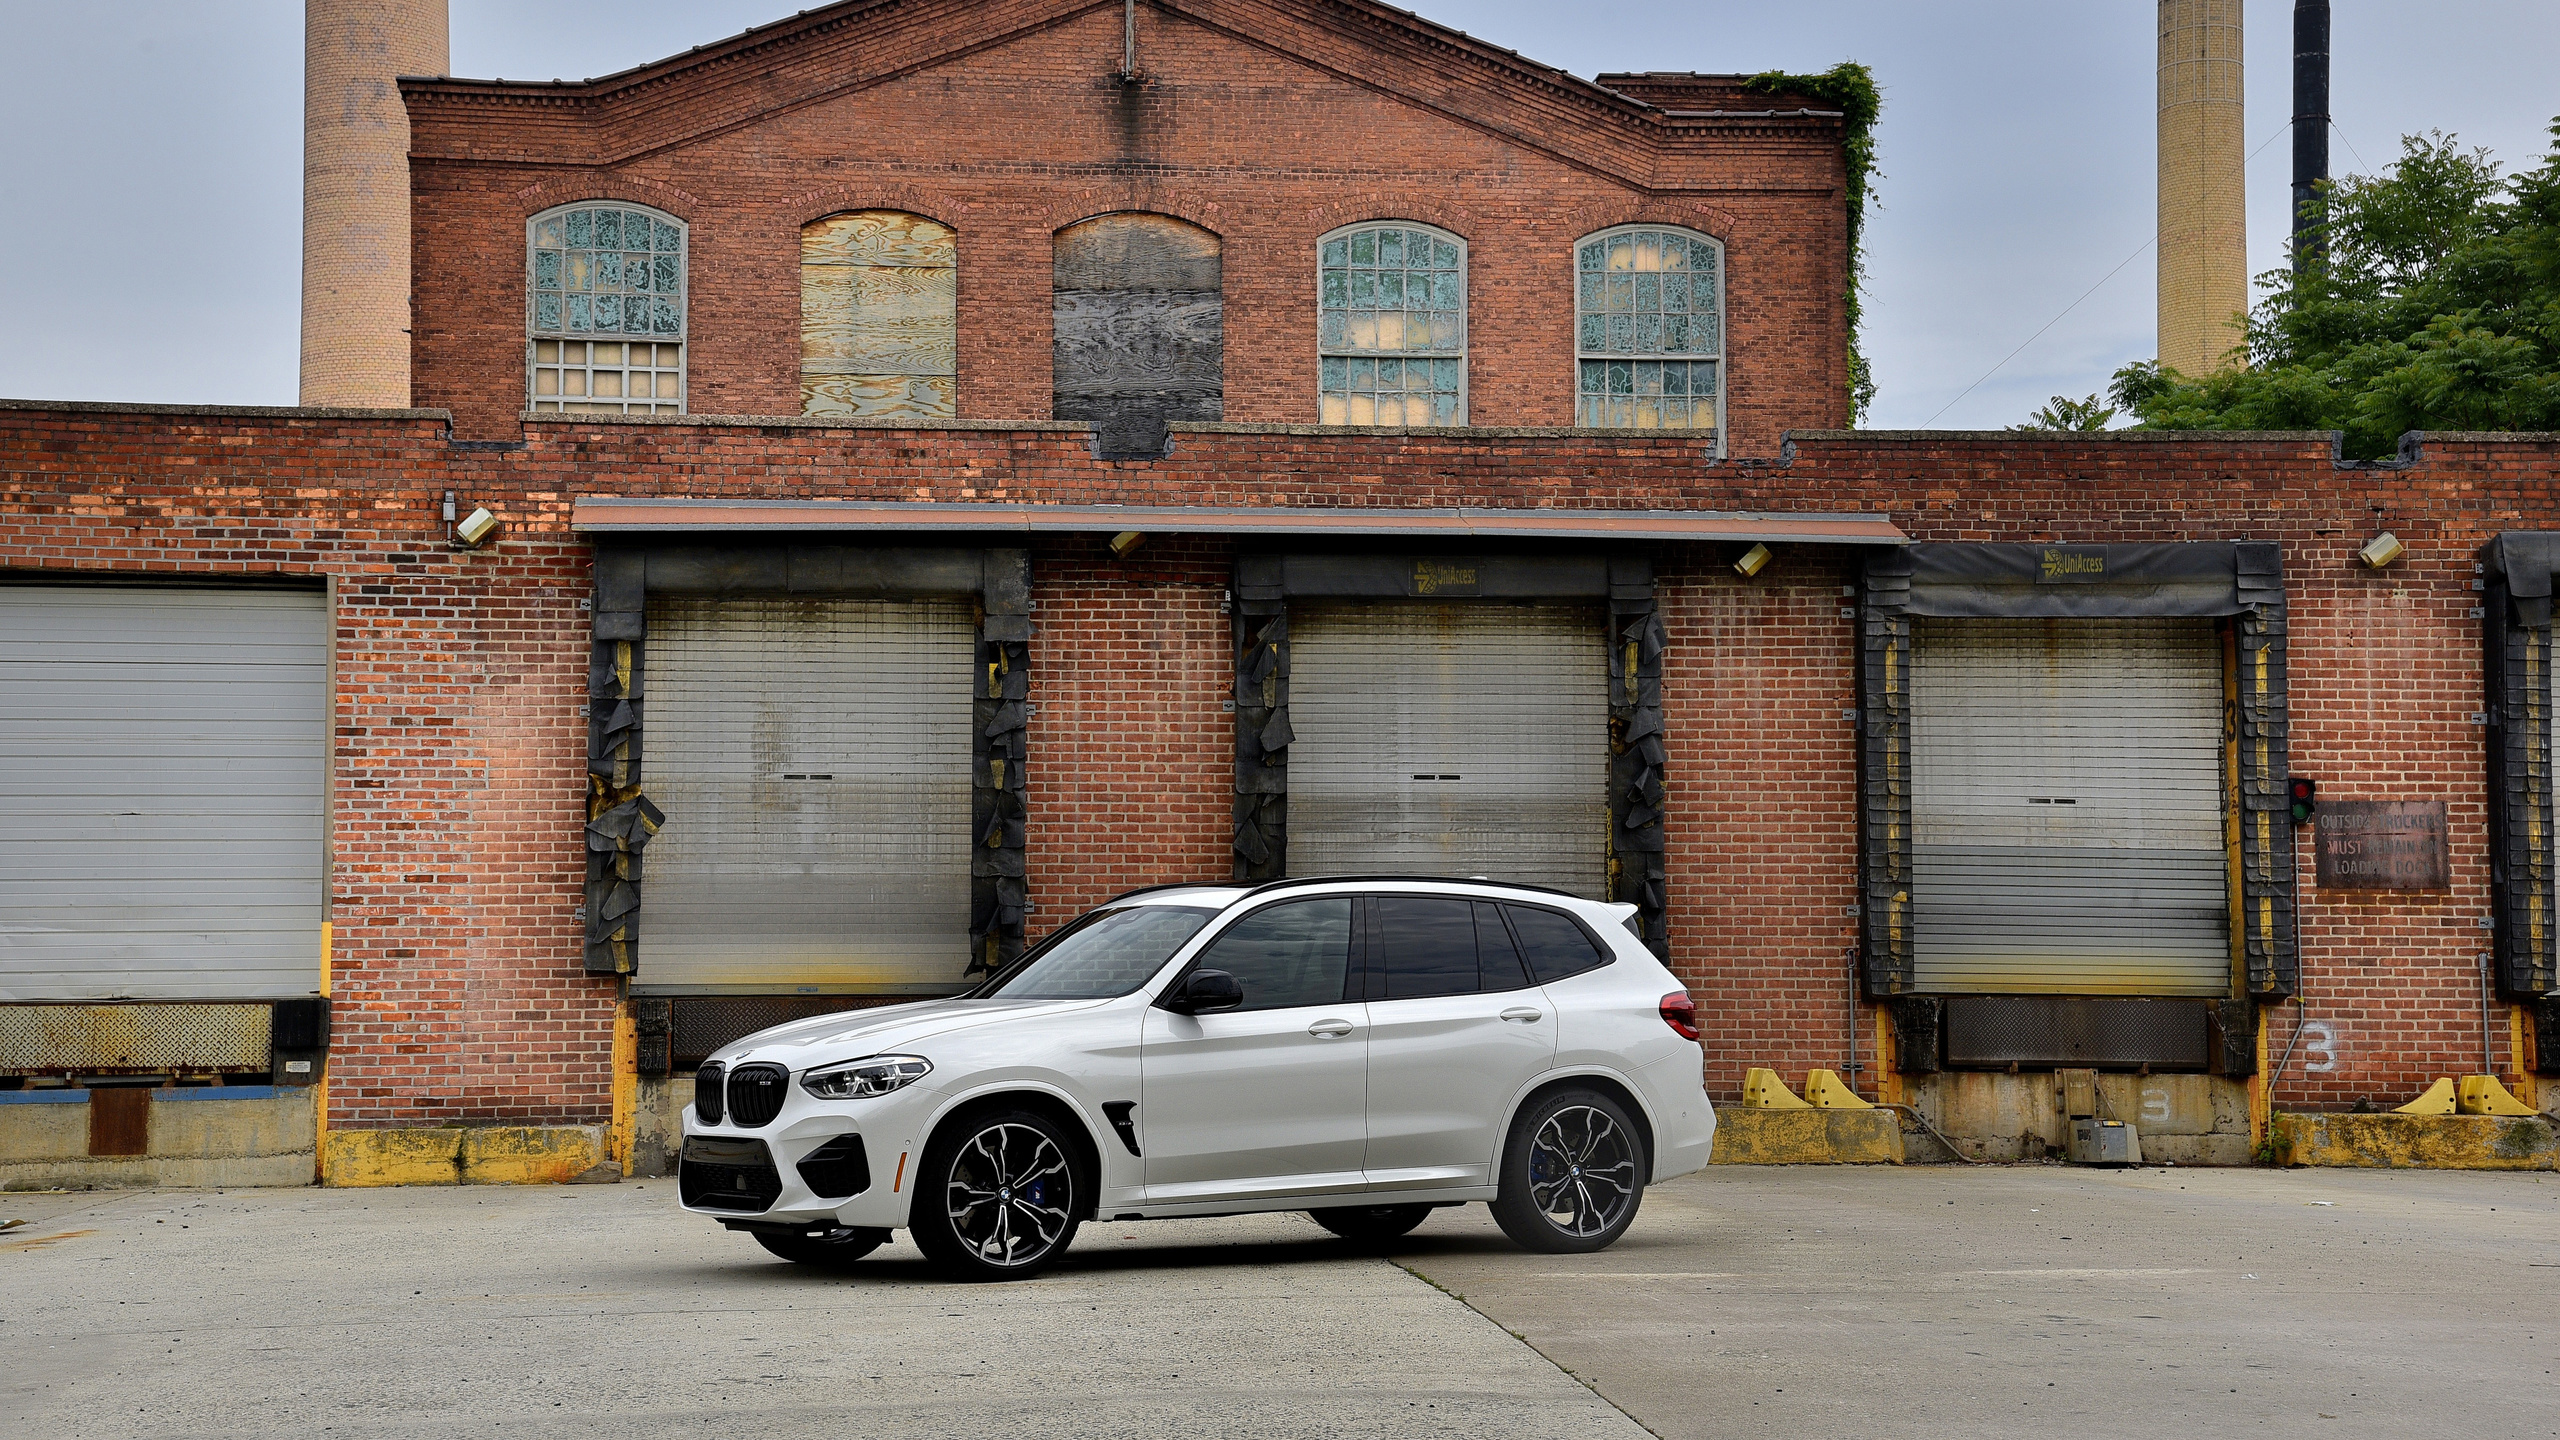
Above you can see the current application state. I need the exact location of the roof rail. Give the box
[1101,880,1249,904]
[1236,873,1591,902]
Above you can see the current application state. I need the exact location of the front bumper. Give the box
[679,1082,936,1229]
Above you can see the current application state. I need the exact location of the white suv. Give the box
[679,877,1715,1281]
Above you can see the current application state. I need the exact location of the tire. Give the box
[753,1225,889,1271]
[909,1107,1085,1281]
[1309,1204,1433,1245]
[1489,1087,1646,1254]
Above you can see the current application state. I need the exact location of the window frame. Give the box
[1571,223,1724,451]
[1352,892,1558,1002]
[1315,220,1469,428]
[525,200,689,417]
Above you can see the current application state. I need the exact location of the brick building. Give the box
[3,0,2555,1185]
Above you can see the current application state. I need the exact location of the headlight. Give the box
[799,1054,932,1100]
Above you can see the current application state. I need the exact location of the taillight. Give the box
[1659,991,1699,1041]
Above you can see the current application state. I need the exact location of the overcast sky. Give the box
[0,1,2552,428]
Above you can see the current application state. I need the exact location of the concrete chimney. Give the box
[2156,0,2247,377]
[302,1,449,408]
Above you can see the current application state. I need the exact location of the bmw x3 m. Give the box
[679,876,1715,1280]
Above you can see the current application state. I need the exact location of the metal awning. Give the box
[570,498,1908,545]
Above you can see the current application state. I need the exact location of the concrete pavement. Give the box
[8,1164,2558,1438]
[0,1182,1644,1439]
[1398,1164,2560,1440]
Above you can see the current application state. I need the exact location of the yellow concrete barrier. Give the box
[1711,1107,1903,1165]
[322,1125,609,1187]
[2270,1112,2560,1171]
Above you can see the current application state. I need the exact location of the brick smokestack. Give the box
[302,1,449,408]
[2156,0,2247,377]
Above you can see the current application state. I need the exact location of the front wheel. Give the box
[910,1108,1084,1281]
[753,1225,889,1271]
[1489,1088,1646,1254]
[1309,1204,1432,1245]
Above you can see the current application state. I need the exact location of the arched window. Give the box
[1318,222,1464,425]
[801,211,957,419]
[1574,226,1721,434]
[527,202,686,414]
[1052,213,1223,457]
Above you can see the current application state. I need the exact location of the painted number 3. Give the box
[2300,1020,2339,1074]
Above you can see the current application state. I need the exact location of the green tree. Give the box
[2112,121,2560,458]
[2012,393,2118,431]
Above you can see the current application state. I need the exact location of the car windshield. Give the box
[976,904,1219,1000]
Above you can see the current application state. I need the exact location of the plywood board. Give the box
[1053,214,1221,291]
[801,374,958,420]
[1051,290,1223,406]
[801,266,956,377]
[802,211,955,268]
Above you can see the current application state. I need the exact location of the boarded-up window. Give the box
[801,211,957,420]
[1052,213,1222,457]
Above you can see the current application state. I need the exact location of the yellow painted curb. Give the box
[321,1125,609,1187]
[1711,1106,1903,1165]
[2270,1112,2560,1171]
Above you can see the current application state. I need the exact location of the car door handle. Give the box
[1500,1007,1544,1024]
[1307,1019,1355,1039]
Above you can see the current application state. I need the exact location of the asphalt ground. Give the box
[6,1164,2556,1438]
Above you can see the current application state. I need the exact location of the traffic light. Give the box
[2289,776,2318,825]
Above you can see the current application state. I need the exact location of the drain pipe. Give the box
[1846,946,1860,1097]
[2482,950,2497,1075]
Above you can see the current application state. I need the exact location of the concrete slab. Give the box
[1397,1164,2560,1439]
[1710,1107,1902,1164]
[1,1184,1649,1439]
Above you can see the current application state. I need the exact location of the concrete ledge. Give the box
[3,1153,315,1190]
[322,1125,610,1187]
[2,1087,320,1190]
[1710,1107,1903,1165]
[2272,1112,2560,1170]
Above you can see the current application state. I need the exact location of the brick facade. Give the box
[6,402,2555,1125]
[401,0,1850,447]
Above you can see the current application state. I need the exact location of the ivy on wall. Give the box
[1744,63,1882,423]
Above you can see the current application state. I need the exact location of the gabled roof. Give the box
[402,0,1844,188]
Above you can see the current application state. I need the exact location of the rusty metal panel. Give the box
[0,1002,273,1072]
[88,1086,150,1155]
[1942,996,2211,1070]
[1053,213,1222,457]
[801,211,954,420]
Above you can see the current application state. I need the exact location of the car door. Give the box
[1359,896,1558,1190]
[1138,896,1369,1205]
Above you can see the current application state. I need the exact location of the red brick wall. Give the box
[403,1,1849,450]
[8,403,2558,1123]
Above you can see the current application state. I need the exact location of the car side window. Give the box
[1504,904,1609,984]
[1373,896,1483,999]
[1192,898,1353,1011]
[1474,901,1532,991]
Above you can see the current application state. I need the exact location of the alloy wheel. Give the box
[944,1121,1074,1268]
[1526,1103,1639,1238]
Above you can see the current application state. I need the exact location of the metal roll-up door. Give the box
[0,585,326,1001]
[1909,616,2231,995]
[640,596,973,992]
[1287,602,1607,895]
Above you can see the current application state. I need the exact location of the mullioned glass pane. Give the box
[1349,231,1375,265]
[654,299,679,334]
[597,252,623,289]
[536,217,564,248]
[535,250,561,290]
[568,295,590,331]
[594,211,622,249]
[656,219,681,252]
[566,211,592,249]
[594,295,621,331]
[1378,230,1404,267]
[536,294,562,331]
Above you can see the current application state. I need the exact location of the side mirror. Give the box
[1167,969,1244,1015]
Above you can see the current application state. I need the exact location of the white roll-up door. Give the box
[639,596,974,992]
[0,585,327,1001]
[1287,602,1607,896]
[1909,616,2231,995]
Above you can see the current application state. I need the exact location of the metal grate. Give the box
[0,1004,272,1073]
[726,1063,790,1128]
[678,1136,781,1212]
[670,996,921,1071]
[794,1135,871,1200]
[1942,996,2211,1070]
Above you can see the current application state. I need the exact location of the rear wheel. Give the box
[753,1225,889,1271]
[910,1108,1084,1281]
[1308,1204,1432,1245]
[1490,1088,1645,1254]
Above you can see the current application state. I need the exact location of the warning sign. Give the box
[2314,800,2449,891]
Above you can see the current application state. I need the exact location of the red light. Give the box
[1658,991,1700,1041]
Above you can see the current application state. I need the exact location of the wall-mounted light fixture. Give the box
[1734,543,1773,578]
[1109,530,1146,558]
[452,505,499,549]
[2357,532,2404,569]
